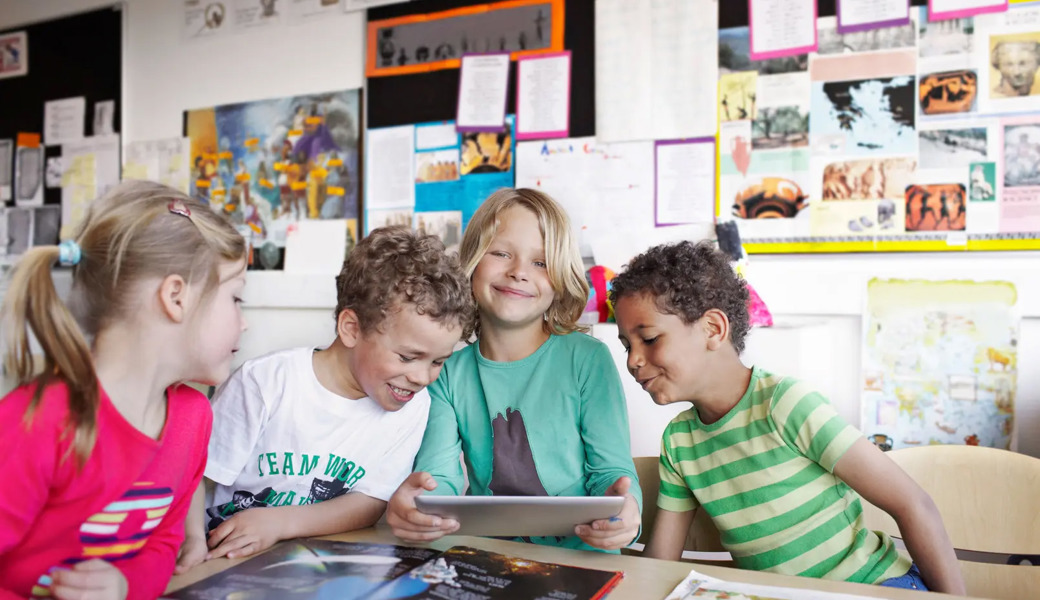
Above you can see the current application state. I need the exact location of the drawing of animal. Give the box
[987,347,1012,371]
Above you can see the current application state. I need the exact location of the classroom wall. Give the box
[3,0,1039,459]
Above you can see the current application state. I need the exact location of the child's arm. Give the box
[411,374,466,493]
[644,508,695,561]
[174,481,208,574]
[833,438,966,595]
[205,492,386,559]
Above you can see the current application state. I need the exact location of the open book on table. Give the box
[164,538,624,600]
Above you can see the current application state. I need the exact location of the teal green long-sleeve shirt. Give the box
[415,332,642,553]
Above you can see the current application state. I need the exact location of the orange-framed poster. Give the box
[366,0,565,78]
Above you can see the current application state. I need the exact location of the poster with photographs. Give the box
[365,116,516,248]
[0,30,27,79]
[716,5,1040,253]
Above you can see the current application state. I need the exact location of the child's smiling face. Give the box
[614,293,710,407]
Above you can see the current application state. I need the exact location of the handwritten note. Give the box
[457,53,511,132]
[748,0,817,60]
[595,0,718,143]
[44,97,85,146]
[517,52,571,140]
[655,139,716,226]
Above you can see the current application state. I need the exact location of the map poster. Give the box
[861,278,1018,450]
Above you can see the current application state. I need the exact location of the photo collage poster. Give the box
[366,116,516,254]
[717,4,1040,252]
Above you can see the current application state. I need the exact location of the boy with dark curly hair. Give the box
[610,241,964,594]
[178,226,476,571]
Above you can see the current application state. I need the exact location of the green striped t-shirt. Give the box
[658,366,910,584]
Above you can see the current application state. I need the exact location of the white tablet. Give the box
[414,495,625,537]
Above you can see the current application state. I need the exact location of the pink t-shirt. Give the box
[0,380,211,600]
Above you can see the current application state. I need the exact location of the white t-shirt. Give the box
[205,347,429,529]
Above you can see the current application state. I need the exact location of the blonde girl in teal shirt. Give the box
[386,188,642,553]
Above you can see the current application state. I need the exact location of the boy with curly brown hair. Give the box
[610,240,964,594]
[178,226,476,571]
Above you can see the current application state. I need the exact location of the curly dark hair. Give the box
[335,226,476,339]
[609,240,750,353]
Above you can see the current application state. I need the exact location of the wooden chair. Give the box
[860,445,1040,600]
[628,456,731,564]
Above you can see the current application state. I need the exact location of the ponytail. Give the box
[2,246,99,468]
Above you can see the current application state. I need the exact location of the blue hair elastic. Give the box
[58,240,81,267]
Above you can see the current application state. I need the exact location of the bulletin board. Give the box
[717,0,1040,253]
[0,5,123,211]
[366,0,593,136]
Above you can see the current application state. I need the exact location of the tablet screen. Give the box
[414,495,625,537]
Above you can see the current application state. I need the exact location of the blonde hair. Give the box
[459,188,588,335]
[2,180,246,467]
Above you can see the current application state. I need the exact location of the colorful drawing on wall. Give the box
[185,88,361,254]
[752,106,809,149]
[719,72,758,122]
[0,30,28,80]
[1003,122,1040,186]
[918,70,978,115]
[904,184,967,230]
[366,0,564,77]
[862,279,1018,450]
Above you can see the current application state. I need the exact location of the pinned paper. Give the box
[516,51,571,140]
[44,97,86,147]
[456,53,511,132]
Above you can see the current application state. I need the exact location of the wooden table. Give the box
[167,528,989,600]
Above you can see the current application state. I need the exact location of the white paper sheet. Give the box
[182,0,231,40]
[595,0,718,143]
[288,0,344,21]
[666,568,897,600]
[61,134,120,239]
[516,53,570,139]
[93,100,115,136]
[124,137,192,194]
[284,218,348,274]
[749,0,817,58]
[14,143,43,207]
[0,139,12,202]
[837,0,909,31]
[44,97,85,147]
[457,54,511,132]
[344,0,409,10]
[516,137,712,270]
[232,0,284,30]
[415,122,458,150]
[655,140,716,226]
[365,126,416,210]
[931,0,1006,17]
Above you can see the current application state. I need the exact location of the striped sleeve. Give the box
[769,380,862,472]
[657,425,698,513]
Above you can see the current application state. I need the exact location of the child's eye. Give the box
[233,296,244,305]
[491,251,508,258]
[534,260,547,268]
[398,354,416,363]
[643,336,659,345]
[433,360,445,367]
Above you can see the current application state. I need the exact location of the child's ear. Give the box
[702,309,731,351]
[158,274,190,323]
[336,309,362,348]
